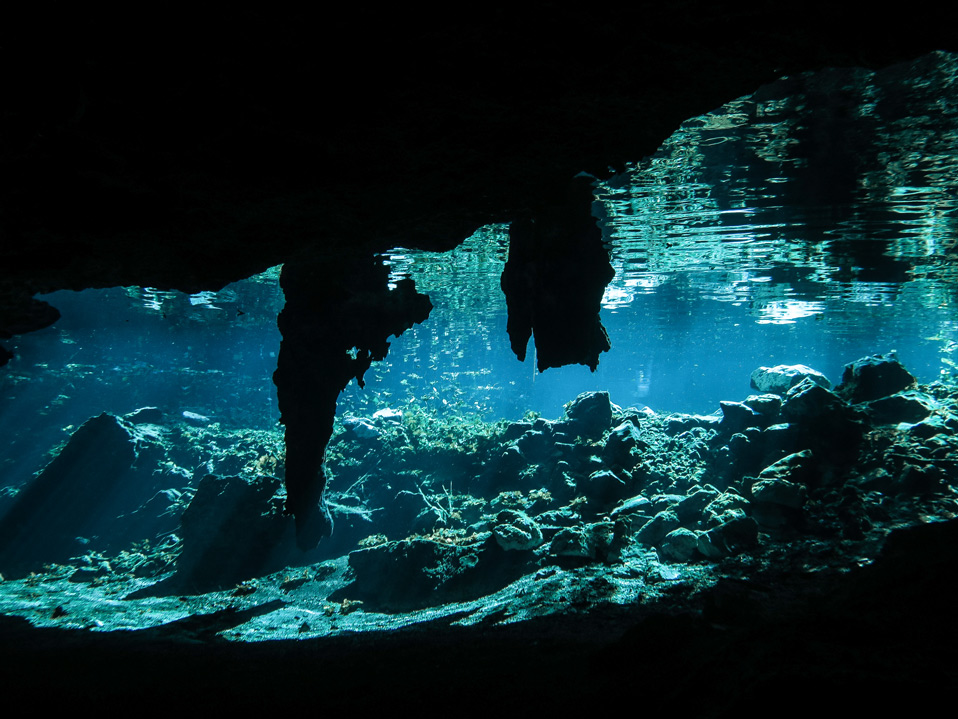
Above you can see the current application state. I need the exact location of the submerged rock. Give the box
[549,522,617,563]
[782,378,849,421]
[719,401,763,434]
[743,393,783,418]
[517,429,552,463]
[339,535,530,612]
[342,416,380,439]
[581,469,629,509]
[493,510,543,551]
[751,477,808,509]
[664,413,721,435]
[659,527,699,563]
[181,410,211,425]
[697,515,758,558]
[174,473,289,591]
[757,449,815,485]
[0,413,154,578]
[864,391,935,425]
[636,509,681,547]
[837,353,916,403]
[602,421,642,468]
[564,391,613,438]
[750,364,831,396]
[372,407,403,423]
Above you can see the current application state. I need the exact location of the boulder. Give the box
[564,391,613,438]
[581,469,629,508]
[864,391,934,425]
[339,535,530,612]
[837,353,916,403]
[549,522,617,563]
[743,393,783,418]
[493,510,543,551]
[610,494,652,520]
[372,407,403,423]
[174,473,289,591]
[675,486,721,524]
[342,416,380,439]
[603,420,642,467]
[659,527,700,563]
[720,401,763,434]
[636,508,681,546]
[664,413,721,435]
[782,378,848,421]
[751,477,808,509]
[517,429,552,463]
[703,491,751,527]
[181,410,211,426]
[750,365,831,396]
[0,413,156,578]
[697,516,759,558]
[757,449,815,485]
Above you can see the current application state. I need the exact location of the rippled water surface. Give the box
[372,51,958,418]
[4,52,958,437]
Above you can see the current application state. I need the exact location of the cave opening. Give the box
[2,52,958,643]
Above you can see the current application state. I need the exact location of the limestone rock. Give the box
[549,522,616,562]
[343,416,380,439]
[372,407,403,423]
[837,353,916,403]
[0,414,145,578]
[610,494,652,519]
[493,510,543,551]
[703,491,751,527]
[720,400,763,433]
[782,378,849,421]
[751,477,808,509]
[697,516,759,558]
[564,391,613,438]
[341,535,530,612]
[175,473,289,591]
[581,469,629,508]
[517,429,552,463]
[743,393,783,418]
[675,486,721,524]
[659,527,700,563]
[750,364,831,396]
[636,509,681,546]
[125,406,165,424]
[757,449,815,485]
[665,413,721,435]
[181,410,211,426]
[602,421,642,468]
[864,391,934,425]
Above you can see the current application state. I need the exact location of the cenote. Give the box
[2,30,958,713]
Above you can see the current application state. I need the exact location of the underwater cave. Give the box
[3,6,958,713]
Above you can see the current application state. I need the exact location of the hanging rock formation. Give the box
[501,176,614,372]
[274,255,432,548]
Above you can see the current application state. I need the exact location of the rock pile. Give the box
[320,353,958,609]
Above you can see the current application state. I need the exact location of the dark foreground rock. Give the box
[0,414,161,577]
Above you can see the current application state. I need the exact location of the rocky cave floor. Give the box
[2,353,958,710]
[2,352,957,634]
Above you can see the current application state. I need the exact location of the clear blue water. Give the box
[3,50,958,486]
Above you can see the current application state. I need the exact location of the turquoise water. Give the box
[3,50,958,493]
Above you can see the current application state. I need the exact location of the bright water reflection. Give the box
[367,51,958,420]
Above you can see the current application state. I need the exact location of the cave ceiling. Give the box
[3,5,956,340]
